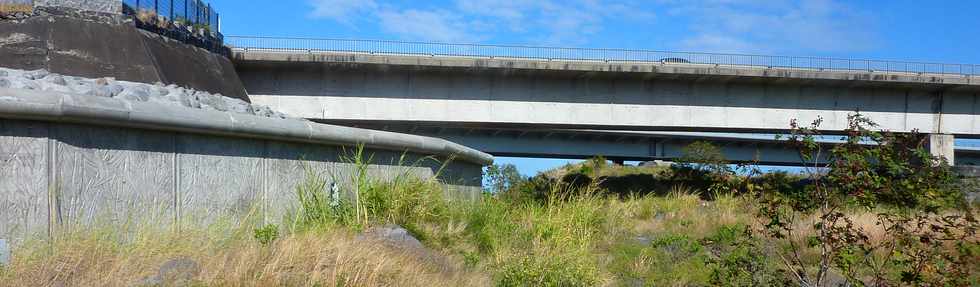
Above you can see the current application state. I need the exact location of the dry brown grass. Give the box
[0,4,32,13]
[0,227,489,287]
[629,192,752,238]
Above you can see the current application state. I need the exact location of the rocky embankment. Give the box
[0,67,289,119]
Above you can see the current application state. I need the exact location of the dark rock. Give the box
[136,257,200,287]
[355,224,463,274]
[357,224,425,250]
[635,235,651,245]
[824,270,851,287]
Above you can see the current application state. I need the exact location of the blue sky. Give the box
[209,0,980,176]
[213,0,979,62]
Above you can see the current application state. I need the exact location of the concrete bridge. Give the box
[227,36,980,165]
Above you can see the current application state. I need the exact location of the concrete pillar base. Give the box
[927,134,955,165]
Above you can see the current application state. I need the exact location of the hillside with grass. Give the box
[1,115,978,287]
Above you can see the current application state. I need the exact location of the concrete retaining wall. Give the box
[0,8,248,101]
[0,88,490,246]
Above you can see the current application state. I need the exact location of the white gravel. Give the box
[0,67,292,119]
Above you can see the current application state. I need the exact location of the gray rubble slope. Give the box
[0,67,289,119]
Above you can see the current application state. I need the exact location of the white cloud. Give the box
[308,0,377,24]
[303,0,874,55]
[453,0,655,45]
[455,0,537,22]
[307,0,656,44]
[670,0,876,53]
[376,9,478,42]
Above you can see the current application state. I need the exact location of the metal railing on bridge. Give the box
[226,36,980,77]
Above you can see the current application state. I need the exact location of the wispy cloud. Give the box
[455,0,655,45]
[305,0,875,54]
[376,9,478,43]
[307,0,655,45]
[308,0,377,24]
[668,0,876,54]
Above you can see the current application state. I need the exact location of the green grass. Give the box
[3,151,977,286]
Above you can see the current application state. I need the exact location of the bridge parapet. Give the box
[228,36,980,88]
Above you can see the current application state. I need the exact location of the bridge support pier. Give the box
[928,134,955,165]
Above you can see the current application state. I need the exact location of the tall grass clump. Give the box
[458,178,632,286]
[288,145,455,239]
[291,164,355,230]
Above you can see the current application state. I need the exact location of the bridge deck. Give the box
[233,49,980,91]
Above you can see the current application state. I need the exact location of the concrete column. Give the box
[927,134,955,165]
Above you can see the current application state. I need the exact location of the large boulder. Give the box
[357,224,425,250]
[136,257,201,287]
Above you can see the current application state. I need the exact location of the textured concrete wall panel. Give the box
[264,142,343,222]
[0,120,48,244]
[53,124,175,229]
[177,134,264,226]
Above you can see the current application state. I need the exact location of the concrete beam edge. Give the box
[0,88,494,165]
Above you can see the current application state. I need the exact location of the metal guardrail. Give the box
[122,0,219,33]
[226,36,980,77]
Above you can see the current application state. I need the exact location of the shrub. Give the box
[704,224,789,287]
[756,113,979,286]
[253,224,279,245]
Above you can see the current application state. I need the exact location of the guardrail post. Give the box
[184,0,187,21]
[154,0,158,15]
[169,0,173,20]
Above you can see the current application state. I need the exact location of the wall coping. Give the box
[0,88,493,165]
